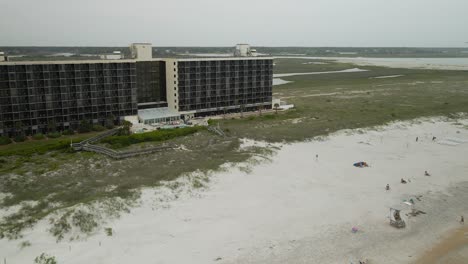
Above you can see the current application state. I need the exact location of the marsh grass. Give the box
[220,60,468,142]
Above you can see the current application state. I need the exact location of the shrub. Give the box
[62,129,75,135]
[105,116,115,129]
[19,240,31,249]
[47,132,62,139]
[0,135,92,157]
[105,227,113,236]
[78,120,93,133]
[14,135,27,142]
[34,253,57,264]
[116,120,132,136]
[92,125,106,132]
[0,136,12,145]
[32,133,45,140]
[72,210,97,234]
[102,126,204,148]
[262,114,277,120]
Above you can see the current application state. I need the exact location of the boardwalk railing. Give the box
[207,126,226,137]
[71,128,175,159]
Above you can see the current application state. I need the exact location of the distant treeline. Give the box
[1,46,468,60]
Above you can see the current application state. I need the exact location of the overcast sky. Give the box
[1,0,467,47]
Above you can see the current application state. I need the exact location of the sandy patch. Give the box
[370,75,404,79]
[302,62,328,65]
[273,68,368,78]
[273,78,292,86]
[280,89,375,100]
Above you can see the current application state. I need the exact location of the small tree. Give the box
[105,114,115,129]
[273,103,280,114]
[14,121,24,136]
[120,120,132,135]
[78,120,92,133]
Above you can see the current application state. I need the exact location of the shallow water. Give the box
[275,56,468,70]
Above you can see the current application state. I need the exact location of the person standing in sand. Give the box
[416,136,419,142]
[461,215,464,224]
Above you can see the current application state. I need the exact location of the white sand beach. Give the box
[1,117,468,264]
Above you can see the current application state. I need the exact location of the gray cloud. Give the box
[1,0,467,47]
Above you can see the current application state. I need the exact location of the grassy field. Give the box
[0,132,100,157]
[1,58,468,240]
[217,59,468,142]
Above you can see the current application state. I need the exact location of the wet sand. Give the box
[414,225,468,264]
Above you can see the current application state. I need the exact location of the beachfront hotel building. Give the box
[0,44,273,136]
[165,58,273,119]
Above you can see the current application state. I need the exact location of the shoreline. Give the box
[414,225,468,264]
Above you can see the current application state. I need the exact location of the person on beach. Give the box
[416,137,419,142]
[386,184,390,191]
[432,136,436,141]
[401,178,407,184]
[461,215,464,224]
[425,171,431,176]
[316,154,318,161]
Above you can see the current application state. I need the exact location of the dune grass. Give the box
[101,126,205,149]
[0,132,100,157]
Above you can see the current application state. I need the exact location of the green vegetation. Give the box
[78,120,93,133]
[34,253,57,264]
[0,130,254,240]
[92,125,106,132]
[19,240,31,249]
[102,126,205,148]
[0,136,12,145]
[14,135,26,142]
[105,227,113,236]
[62,129,75,136]
[46,132,62,139]
[0,132,97,157]
[32,133,46,140]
